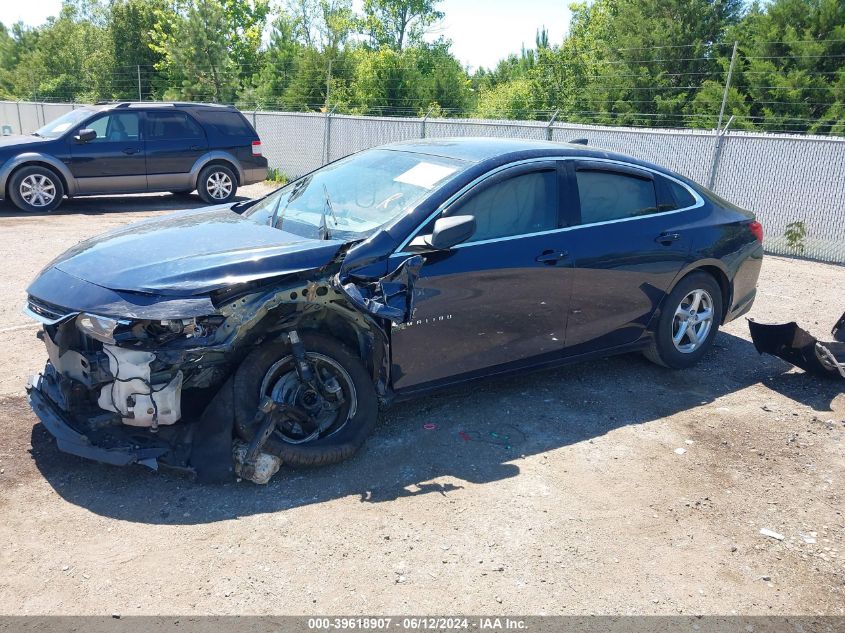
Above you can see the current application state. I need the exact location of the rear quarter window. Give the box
[668,180,697,209]
[193,111,255,137]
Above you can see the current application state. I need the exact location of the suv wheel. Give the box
[197,164,237,204]
[643,271,723,369]
[8,166,64,212]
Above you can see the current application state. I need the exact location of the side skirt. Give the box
[392,339,651,400]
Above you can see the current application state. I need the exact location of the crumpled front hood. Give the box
[45,206,345,296]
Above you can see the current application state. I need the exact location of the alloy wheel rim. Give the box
[206,171,233,199]
[672,288,714,353]
[20,174,56,207]
[259,352,358,445]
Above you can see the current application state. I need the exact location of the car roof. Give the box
[381,137,686,183]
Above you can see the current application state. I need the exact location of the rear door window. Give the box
[195,110,254,137]
[575,169,658,224]
[146,111,204,140]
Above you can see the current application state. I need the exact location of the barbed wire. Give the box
[9,39,843,137]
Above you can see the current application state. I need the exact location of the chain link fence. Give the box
[2,100,843,264]
[255,110,845,264]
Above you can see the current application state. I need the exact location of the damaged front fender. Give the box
[336,255,424,324]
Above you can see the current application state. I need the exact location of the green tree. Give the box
[151,0,268,102]
[278,0,357,110]
[249,13,302,108]
[0,24,17,98]
[109,0,167,100]
[350,46,425,115]
[474,78,535,120]
[415,40,471,114]
[11,2,113,102]
[722,0,845,134]
[362,0,443,50]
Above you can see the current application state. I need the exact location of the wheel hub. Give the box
[20,174,56,207]
[207,172,232,199]
[672,288,714,354]
[260,353,357,445]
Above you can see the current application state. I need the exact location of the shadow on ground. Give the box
[25,330,843,525]
[0,192,250,217]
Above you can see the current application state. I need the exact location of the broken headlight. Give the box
[75,314,224,346]
[75,313,128,344]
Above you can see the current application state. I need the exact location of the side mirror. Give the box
[74,128,97,143]
[408,215,476,252]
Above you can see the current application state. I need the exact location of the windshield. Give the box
[34,109,96,138]
[244,149,469,240]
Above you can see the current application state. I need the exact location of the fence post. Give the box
[137,65,142,101]
[707,115,735,190]
[546,109,560,141]
[15,101,22,134]
[421,106,434,139]
[323,105,337,165]
[717,41,738,132]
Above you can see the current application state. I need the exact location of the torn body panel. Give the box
[336,255,424,324]
[748,316,845,379]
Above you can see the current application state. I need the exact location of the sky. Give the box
[9,0,572,71]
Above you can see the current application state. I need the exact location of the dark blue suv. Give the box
[0,102,268,212]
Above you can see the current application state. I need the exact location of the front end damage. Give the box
[25,249,422,483]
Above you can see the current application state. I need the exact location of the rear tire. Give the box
[8,165,64,212]
[197,164,237,204]
[644,271,723,369]
[233,332,379,467]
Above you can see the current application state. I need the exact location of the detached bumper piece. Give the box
[748,311,845,379]
[27,373,170,468]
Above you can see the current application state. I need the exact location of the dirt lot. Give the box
[0,192,842,616]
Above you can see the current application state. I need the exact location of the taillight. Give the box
[251,140,262,156]
[749,220,763,242]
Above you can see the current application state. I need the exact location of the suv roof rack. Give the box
[93,100,235,109]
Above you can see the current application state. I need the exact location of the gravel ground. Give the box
[0,191,842,616]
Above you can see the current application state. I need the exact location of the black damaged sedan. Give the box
[24,138,763,483]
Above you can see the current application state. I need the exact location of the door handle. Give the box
[535,250,569,265]
[655,232,681,245]
[122,147,139,155]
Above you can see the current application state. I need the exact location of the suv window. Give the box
[576,169,658,224]
[194,110,253,137]
[85,112,140,142]
[447,170,558,243]
[146,111,204,139]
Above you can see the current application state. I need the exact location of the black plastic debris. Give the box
[748,312,845,379]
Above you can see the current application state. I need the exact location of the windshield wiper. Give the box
[30,132,42,137]
[319,184,339,241]
[269,176,310,230]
